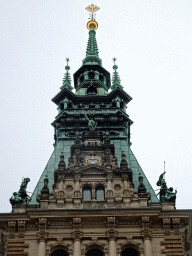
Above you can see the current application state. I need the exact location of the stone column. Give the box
[107,175,112,190]
[58,181,64,191]
[73,235,81,256]
[38,238,46,256]
[37,218,48,256]
[107,217,117,256]
[143,237,152,256]
[108,236,117,256]
[72,218,82,256]
[141,216,153,256]
[122,175,128,190]
[74,174,81,191]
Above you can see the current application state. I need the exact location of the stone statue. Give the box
[10,178,31,207]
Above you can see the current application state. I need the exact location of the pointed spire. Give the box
[111,58,123,90]
[83,5,102,65]
[60,58,73,91]
[86,28,99,56]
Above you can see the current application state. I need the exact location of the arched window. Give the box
[96,186,105,200]
[51,249,68,256]
[122,248,139,256]
[86,249,103,256]
[83,187,92,201]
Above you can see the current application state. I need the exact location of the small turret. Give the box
[119,151,132,182]
[60,58,73,91]
[54,152,66,185]
[111,58,123,90]
[138,173,151,200]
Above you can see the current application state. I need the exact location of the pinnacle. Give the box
[60,58,73,91]
[111,58,123,90]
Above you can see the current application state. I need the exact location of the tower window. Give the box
[87,85,97,95]
[96,186,105,200]
[89,71,95,80]
[99,74,104,82]
[83,187,92,201]
[80,75,84,83]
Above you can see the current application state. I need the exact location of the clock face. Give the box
[86,155,100,165]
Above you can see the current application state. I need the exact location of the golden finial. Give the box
[85,4,100,13]
[85,4,100,30]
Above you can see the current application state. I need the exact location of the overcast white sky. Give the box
[0,0,192,212]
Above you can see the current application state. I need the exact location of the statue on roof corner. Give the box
[10,177,31,207]
[156,171,177,203]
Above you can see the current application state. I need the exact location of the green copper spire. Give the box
[83,4,102,66]
[86,28,99,56]
[111,58,123,90]
[60,58,73,91]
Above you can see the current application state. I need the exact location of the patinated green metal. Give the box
[111,58,123,90]
[156,171,177,202]
[60,58,73,91]
[81,105,97,130]
[29,13,160,205]
[82,28,102,66]
[10,178,31,207]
